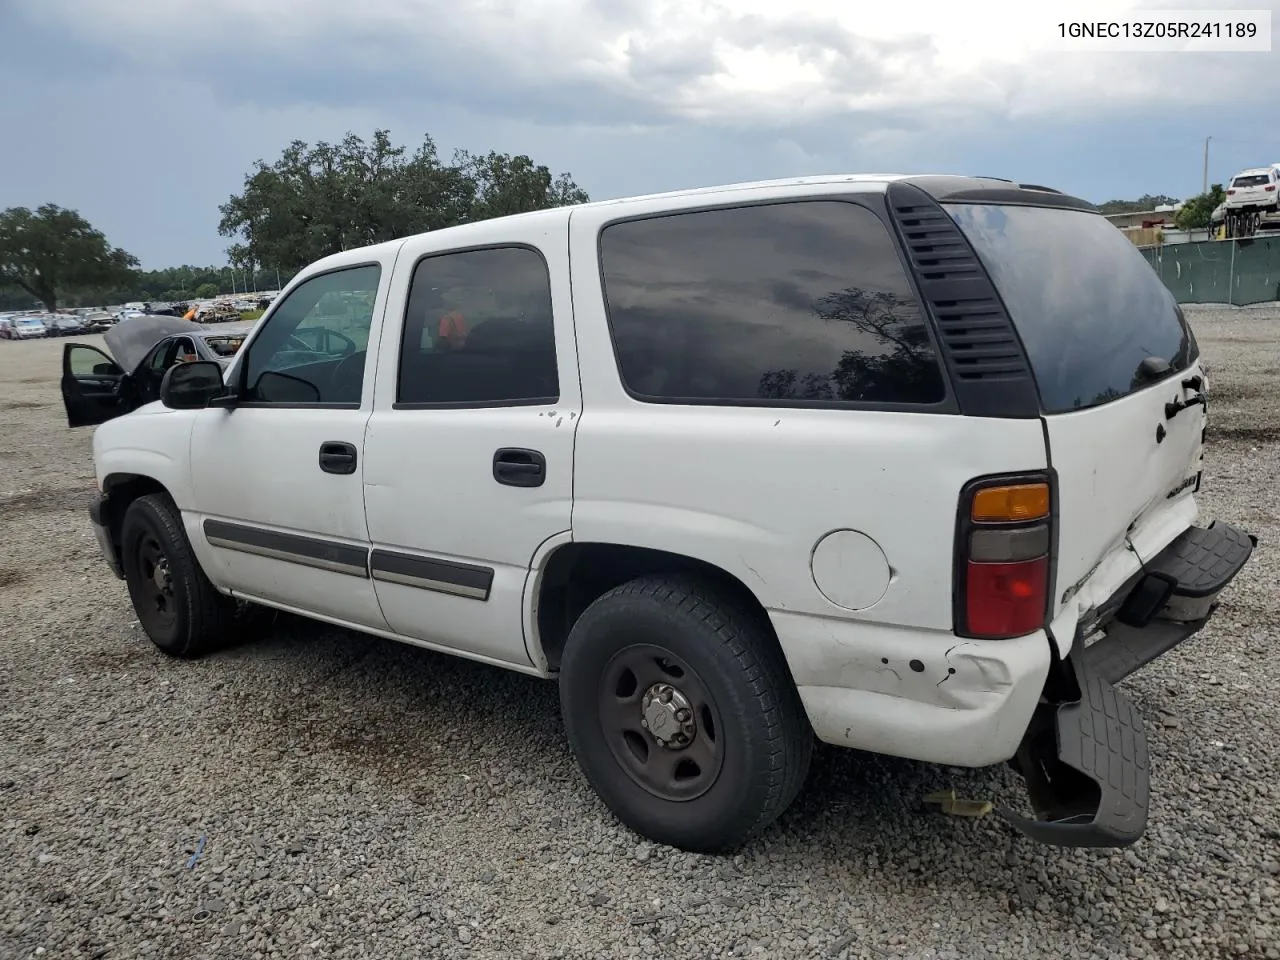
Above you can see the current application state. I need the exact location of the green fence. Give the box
[1141,237,1280,305]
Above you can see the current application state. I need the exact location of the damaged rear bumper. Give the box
[999,520,1256,847]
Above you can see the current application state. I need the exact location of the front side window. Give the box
[598,200,947,406]
[241,264,381,405]
[396,247,558,406]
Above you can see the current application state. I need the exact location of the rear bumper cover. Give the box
[1000,520,1255,848]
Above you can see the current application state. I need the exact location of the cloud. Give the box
[2,0,1279,267]
[14,0,1280,131]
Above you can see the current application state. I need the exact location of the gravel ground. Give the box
[1,308,1278,960]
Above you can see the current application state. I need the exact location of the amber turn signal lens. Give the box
[971,483,1050,522]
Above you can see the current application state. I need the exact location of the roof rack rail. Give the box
[1018,183,1063,194]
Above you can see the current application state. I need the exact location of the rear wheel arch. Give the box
[533,542,785,675]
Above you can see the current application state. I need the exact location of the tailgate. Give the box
[1043,361,1206,618]
[944,200,1207,637]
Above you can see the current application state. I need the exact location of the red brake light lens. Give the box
[965,557,1049,638]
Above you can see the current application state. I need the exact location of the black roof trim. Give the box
[899,176,1099,213]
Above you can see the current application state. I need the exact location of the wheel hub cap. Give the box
[641,682,696,749]
[152,557,171,593]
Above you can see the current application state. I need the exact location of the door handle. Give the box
[319,441,358,475]
[493,448,546,487]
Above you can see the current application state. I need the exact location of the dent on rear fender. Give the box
[772,613,1048,711]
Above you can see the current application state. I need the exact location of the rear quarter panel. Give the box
[569,406,1047,630]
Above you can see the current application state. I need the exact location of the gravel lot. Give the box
[1,307,1278,960]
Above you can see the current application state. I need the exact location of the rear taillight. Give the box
[1227,189,1236,195]
[1266,185,1276,192]
[955,476,1053,640]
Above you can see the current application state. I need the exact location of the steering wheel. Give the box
[325,329,358,357]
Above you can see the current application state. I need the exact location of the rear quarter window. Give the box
[945,203,1197,414]
[598,200,948,407]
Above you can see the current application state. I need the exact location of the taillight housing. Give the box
[1227,189,1236,195]
[954,473,1054,640]
[1266,185,1276,192]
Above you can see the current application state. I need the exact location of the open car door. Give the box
[62,343,131,427]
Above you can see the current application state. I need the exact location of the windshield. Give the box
[945,203,1197,414]
[1232,174,1271,187]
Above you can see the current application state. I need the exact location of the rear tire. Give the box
[559,573,813,852]
[120,493,236,658]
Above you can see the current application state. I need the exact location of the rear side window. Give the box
[396,246,558,407]
[945,204,1197,414]
[598,200,947,406]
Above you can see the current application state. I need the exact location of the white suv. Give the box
[67,174,1254,852]
[1224,165,1280,212]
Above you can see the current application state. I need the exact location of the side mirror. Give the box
[160,360,225,410]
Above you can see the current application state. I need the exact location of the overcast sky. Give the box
[3,0,1279,268]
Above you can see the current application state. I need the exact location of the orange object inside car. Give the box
[437,311,468,349]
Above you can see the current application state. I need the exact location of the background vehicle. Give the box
[1224,165,1280,212]
[81,311,116,333]
[1222,164,1280,237]
[12,316,48,339]
[196,301,244,323]
[44,315,87,337]
[60,317,255,426]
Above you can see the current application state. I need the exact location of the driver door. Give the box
[186,257,397,631]
[61,343,130,427]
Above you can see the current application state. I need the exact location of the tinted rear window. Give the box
[598,200,947,407]
[945,203,1197,414]
[1232,174,1271,187]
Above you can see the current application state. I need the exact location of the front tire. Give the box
[120,493,235,658]
[559,574,813,852]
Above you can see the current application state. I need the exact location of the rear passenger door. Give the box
[364,219,578,669]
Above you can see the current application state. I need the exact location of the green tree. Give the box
[1097,194,1180,215]
[457,150,590,221]
[218,130,588,274]
[195,282,218,298]
[0,204,139,312]
[1174,185,1226,230]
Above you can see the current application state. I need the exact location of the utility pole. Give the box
[1203,136,1212,195]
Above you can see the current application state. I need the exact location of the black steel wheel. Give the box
[133,531,178,638]
[120,493,236,658]
[598,643,725,803]
[560,573,813,853]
